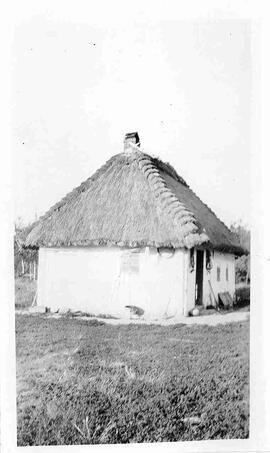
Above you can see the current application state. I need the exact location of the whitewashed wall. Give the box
[202,250,236,307]
[37,246,188,320]
[178,248,236,314]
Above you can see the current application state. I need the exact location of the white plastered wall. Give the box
[202,250,236,307]
[37,246,189,320]
[180,248,236,314]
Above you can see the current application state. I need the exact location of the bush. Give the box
[235,255,250,284]
[235,286,250,307]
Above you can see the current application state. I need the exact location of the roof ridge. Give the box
[126,142,189,186]
[152,157,189,187]
[136,153,209,248]
[131,144,239,251]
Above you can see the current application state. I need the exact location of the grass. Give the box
[16,314,249,445]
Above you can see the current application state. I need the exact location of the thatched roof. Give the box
[26,143,243,254]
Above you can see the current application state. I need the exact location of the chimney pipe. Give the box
[124,132,140,152]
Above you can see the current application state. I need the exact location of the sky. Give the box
[11,7,252,228]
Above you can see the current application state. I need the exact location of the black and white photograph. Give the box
[1,0,270,451]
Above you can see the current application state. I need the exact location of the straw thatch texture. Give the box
[25,150,242,253]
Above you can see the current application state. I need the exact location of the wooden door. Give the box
[195,250,204,305]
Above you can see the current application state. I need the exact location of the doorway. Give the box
[195,250,204,305]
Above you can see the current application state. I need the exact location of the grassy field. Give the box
[16,314,249,445]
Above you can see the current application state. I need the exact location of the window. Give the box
[217,266,221,282]
[226,267,229,282]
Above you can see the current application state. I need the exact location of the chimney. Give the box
[124,132,140,152]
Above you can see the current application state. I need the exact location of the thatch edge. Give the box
[25,240,242,255]
[182,183,244,255]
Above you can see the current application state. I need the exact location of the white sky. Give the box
[11,4,252,228]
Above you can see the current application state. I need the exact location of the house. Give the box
[26,132,244,319]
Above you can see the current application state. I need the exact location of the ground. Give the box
[16,313,249,445]
[15,277,250,445]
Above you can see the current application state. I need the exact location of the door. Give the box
[195,250,204,305]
